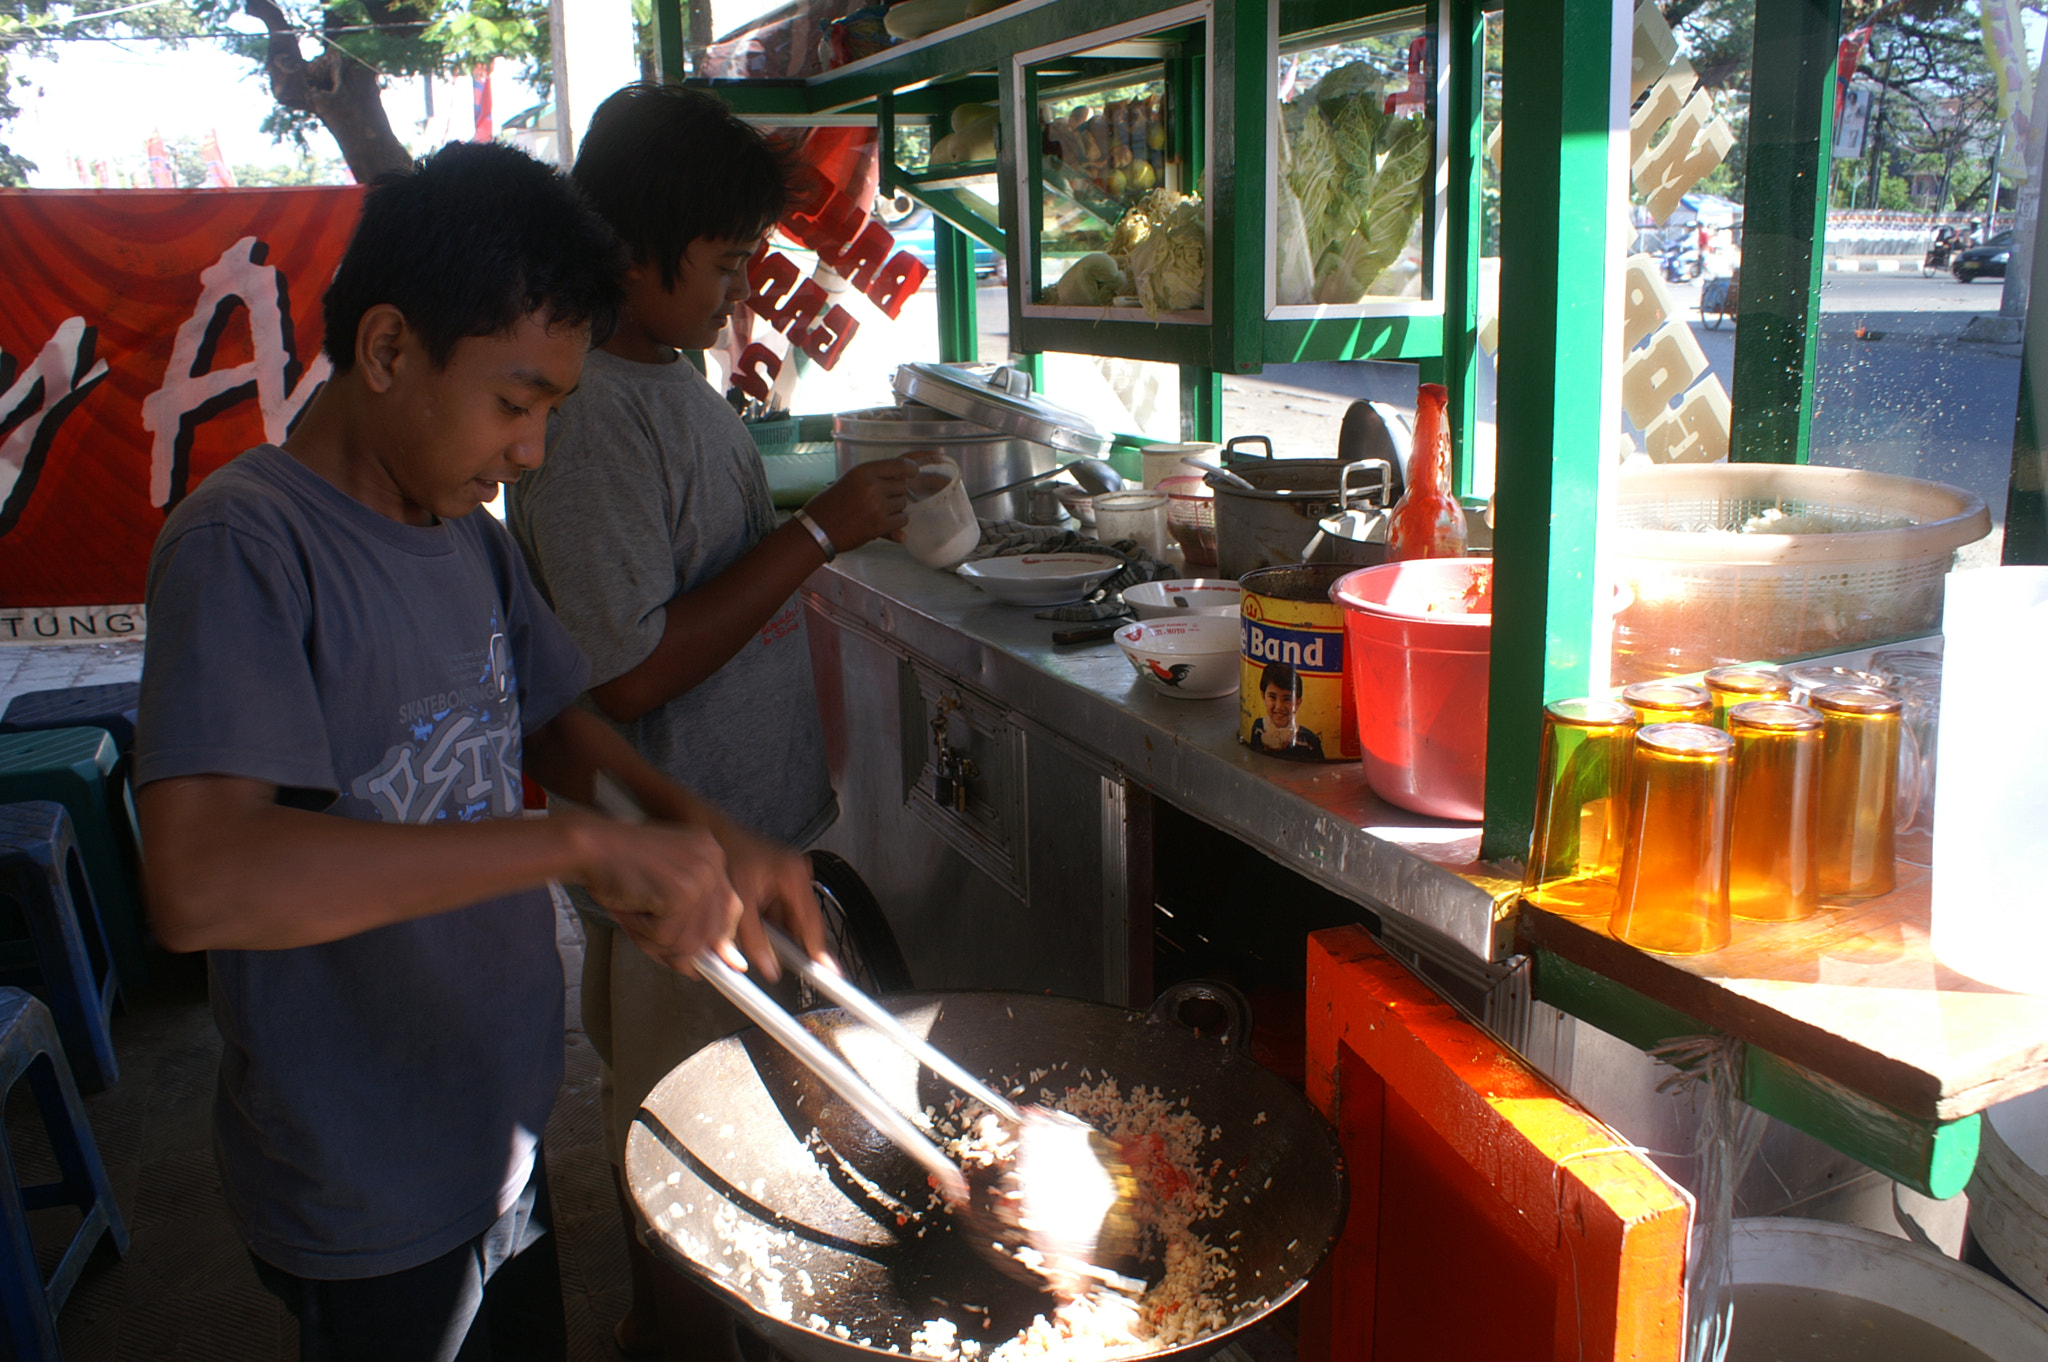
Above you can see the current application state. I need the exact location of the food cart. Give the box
[624,0,2048,1355]
[1,0,2043,1355]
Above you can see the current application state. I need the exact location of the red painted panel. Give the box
[1302,926,1689,1362]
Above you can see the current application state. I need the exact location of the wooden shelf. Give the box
[1516,859,2048,1198]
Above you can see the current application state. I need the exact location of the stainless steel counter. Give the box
[802,545,1514,963]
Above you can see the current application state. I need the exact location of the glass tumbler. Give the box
[1785,664,1885,705]
[1812,685,1901,900]
[1522,698,1639,917]
[1871,649,1942,838]
[1726,701,1822,922]
[1703,666,1791,727]
[1621,680,1714,727]
[1611,723,1734,955]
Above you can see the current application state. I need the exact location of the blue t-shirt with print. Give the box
[135,444,590,1279]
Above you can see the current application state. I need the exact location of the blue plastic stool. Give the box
[0,802,119,1092]
[0,684,140,755]
[0,731,146,989]
[0,987,129,1361]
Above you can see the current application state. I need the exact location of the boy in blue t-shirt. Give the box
[134,141,825,1362]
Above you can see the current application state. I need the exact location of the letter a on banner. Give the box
[140,236,331,509]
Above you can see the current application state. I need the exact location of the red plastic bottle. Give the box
[1386,382,1468,562]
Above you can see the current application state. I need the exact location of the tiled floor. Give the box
[2,644,638,1360]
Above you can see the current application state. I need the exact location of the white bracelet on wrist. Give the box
[793,508,837,563]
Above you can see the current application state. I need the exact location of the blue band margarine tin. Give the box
[1237,564,1358,762]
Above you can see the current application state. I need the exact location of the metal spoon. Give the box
[968,458,1126,504]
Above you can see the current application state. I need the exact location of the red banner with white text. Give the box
[0,187,362,627]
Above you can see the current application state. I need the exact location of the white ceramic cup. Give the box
[1092,490,1170,558]
[902,456,979,569]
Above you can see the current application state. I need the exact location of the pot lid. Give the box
[892,362,1111,456]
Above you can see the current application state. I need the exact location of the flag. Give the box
[145,130,175,188]
[1835,26,1870,126]
[473,61,494,143]
[200,130,237,189]
[1981,0,2033,183]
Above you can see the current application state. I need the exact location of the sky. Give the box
[8,24,548,187]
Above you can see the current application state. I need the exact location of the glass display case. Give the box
[1011,3,1214,333]
[1267,3,1445,320]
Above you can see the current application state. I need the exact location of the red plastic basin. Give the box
[1330,559,1493,821]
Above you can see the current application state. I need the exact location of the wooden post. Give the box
[1300,926,1688,1361]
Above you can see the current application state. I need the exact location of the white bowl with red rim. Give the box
[1123,578,1243,620]
[955,553,1125,606]
[1115,616,1241,699]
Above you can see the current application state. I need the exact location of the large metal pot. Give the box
[835,403,1049,523]
[625,987,1346,1362]
[1205,437,1392,580]
[836,365,1112,524]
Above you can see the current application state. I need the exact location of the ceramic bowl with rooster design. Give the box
[1116,616,1241,699]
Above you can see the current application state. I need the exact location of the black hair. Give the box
[1260,662,1303,698]
[321,141,626,372]
[572,83,792,289]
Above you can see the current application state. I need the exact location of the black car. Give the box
[1953,230,2014,282]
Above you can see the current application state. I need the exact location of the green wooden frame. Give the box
[1532,951,1981,1199]
[1477,0,1619,862]
[1727,0,1841,465]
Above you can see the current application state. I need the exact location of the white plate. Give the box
[956,553,1125,606]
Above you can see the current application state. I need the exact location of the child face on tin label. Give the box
[1262,682,1298,729]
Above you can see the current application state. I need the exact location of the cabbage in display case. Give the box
[1269,4,1444,318]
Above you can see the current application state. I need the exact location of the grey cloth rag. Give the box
[964,520,1183,621]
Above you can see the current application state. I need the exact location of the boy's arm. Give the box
[587,458,914,723]
[138,768,742,970]
[522,705,829,974]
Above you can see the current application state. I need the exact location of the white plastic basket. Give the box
[1611,464,1990,682]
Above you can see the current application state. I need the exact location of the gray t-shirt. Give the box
[508,348,834,846]
[135,445,589,1280]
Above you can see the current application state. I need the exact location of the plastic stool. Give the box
[0,684,140,755]
[0,802,119,1092]
[0,987,129,1361]
[0,731,145,989]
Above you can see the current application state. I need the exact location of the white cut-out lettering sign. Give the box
[0,317,111,536]
[141,236,330,508]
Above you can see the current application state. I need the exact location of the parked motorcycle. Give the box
[1660,240,1702,282]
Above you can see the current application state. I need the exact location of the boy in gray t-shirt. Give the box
[506,84,914,1360]
[134,142,825,1362]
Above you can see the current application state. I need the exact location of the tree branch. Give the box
[242,0,412,183]
[244,0,316,116]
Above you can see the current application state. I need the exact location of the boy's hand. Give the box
[804,457,914,551]
[716,824,830,983]
[568,813,747,974]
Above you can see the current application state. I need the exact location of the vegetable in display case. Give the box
[1270,6,1444,317]
[1013,3,1212,326]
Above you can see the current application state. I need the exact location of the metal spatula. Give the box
[588,773,1138,1296]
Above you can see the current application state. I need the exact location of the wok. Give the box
[624,985,1348,1362]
